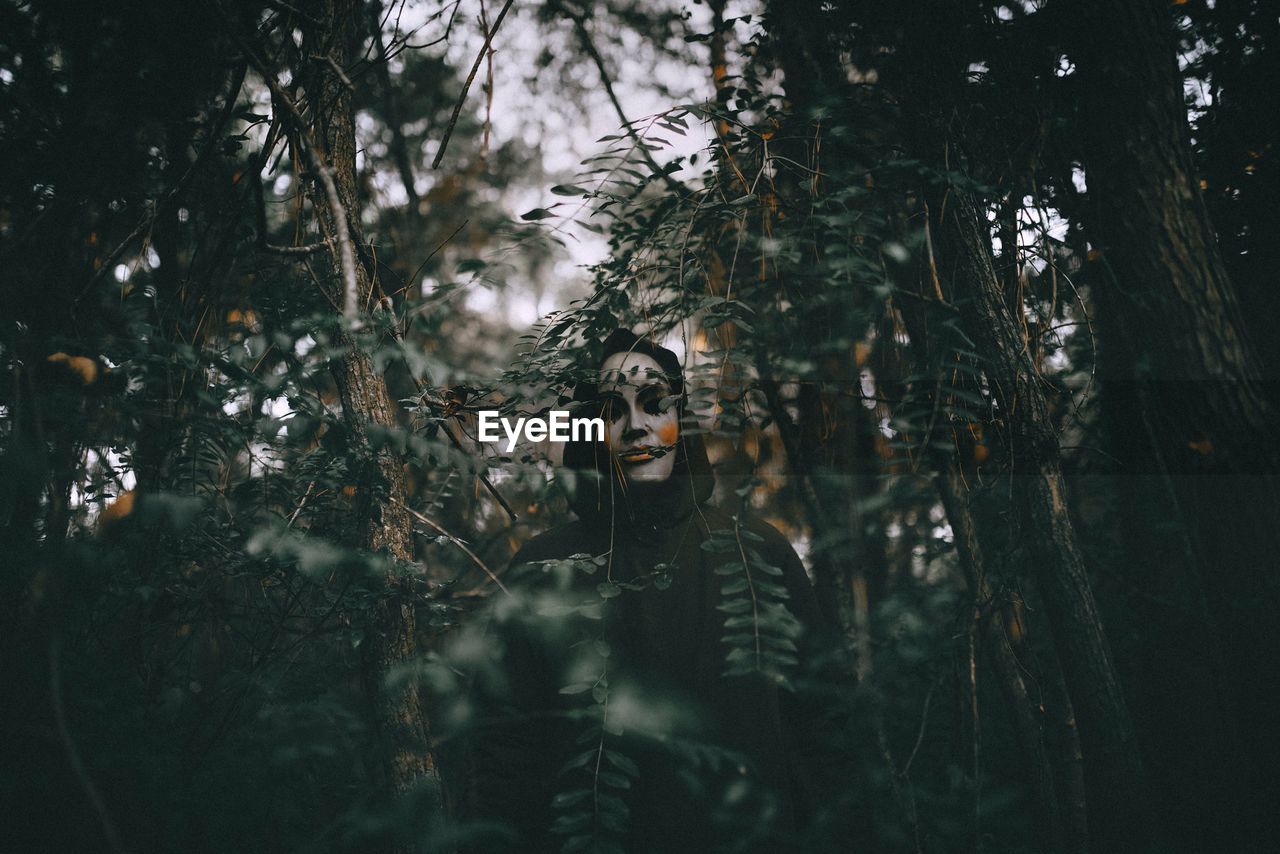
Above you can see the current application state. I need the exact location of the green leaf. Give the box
[598,771,632,789]
[552,789,591,808]
[605,750,640,777]
[560,749,598,774]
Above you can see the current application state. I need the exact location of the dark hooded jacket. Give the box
[458,332,840,853]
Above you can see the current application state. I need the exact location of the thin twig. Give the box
[400,502,510,594]
[569,11,688,198]
[479,0,494,161]
[902,678,939,776]
[286,480,316,528]
[220,10,360,317]
[311,53,354,91]
[369,0,421,209]
[260,240,331,256]
[254,167,332,256]
[388,217,470,301]
[431,0,516,169]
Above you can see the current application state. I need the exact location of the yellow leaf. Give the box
[98,491,136,532]
[47,352,99,385]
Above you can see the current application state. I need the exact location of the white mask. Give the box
[597,351,680,484]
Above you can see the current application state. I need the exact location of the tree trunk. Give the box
[895,243,1090,854]
[759,3,1111,847]
[1067,0,1280,844]
[933,189,1154,851]
[935,462,1084,854]
[302,0,440,807]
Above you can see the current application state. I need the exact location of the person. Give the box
[454,329,843,853]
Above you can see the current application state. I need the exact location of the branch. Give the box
[569,11,689,198]
[310,53,355,91]
[254,168,332,257]
[387,217,469,301]
[431,0,516,169]
[400,502,510,595]
[314,162,360,318]
[368,0,420,209]
[261,240,331,256]
[220,9,361,317]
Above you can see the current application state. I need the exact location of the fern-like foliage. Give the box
[703,518,803,687]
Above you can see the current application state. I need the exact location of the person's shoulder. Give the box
[506,521,607,603]
[699,507,807,572]
[737,515,803,561]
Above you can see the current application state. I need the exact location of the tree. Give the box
[5,0,1278,850]
[755,0,1156,847]
[1060,0,1280,842]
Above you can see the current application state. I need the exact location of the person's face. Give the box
[597,351,679,483]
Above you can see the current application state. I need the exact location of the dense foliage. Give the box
[3,1,1277,852]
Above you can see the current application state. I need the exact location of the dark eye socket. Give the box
[597,392,625,422]
[637,386,668,416]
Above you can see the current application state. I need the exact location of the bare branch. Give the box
[431,0,516,169]
[400,502,510,595]
[310,53,355,92]
[261,240,331,256]
[220,14,361,318]
[314,163,360,318]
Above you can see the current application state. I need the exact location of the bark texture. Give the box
[935,463,1087,854]
[896,236,1090,854]
[302,0,439,805]
[934,189,1154,851]
[1067,0,1280,844]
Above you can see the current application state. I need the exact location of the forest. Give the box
[2,0,1278,852]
